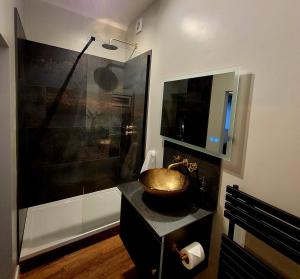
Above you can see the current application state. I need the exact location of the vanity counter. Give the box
[118,181,213,237]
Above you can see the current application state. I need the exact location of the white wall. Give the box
[22,0,129,62]
[0,1,23,278]
[127,0,300,277]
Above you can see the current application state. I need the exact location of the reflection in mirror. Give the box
[161,69,239,160]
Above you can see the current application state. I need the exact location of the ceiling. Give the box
[41,0,155,30]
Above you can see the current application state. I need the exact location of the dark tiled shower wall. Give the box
[19,40,89,207]
[18,40,149,207]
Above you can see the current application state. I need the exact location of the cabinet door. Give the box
[120,197,161,278]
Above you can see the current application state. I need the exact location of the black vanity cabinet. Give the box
[118,182,214,279]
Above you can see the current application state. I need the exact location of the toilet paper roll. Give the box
[140,150,156,173]
[181,242,205,270]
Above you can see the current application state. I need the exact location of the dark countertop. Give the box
[118,181,214,237]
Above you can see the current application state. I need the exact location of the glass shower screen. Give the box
[18,40,150,208]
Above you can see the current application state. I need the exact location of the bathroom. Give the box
[0,0,299,279]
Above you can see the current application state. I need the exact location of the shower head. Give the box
[102,38,138,51]
[102,43,118,50]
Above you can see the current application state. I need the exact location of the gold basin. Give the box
[139,168,190,196]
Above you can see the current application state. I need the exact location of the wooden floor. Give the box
[20,235,140,279]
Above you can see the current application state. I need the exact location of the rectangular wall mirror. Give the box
[160,69,239,160]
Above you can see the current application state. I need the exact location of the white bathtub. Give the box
[20,187,121,261]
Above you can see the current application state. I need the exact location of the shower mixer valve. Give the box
[125,123,137,136]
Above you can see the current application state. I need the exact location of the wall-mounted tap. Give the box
[167,158,189,170]
[167,156,198,172]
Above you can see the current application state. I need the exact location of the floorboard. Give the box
[20,235,140,279]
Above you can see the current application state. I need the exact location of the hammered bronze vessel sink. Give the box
[139,168,190,196]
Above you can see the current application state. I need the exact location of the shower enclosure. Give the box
[17,38,151,259]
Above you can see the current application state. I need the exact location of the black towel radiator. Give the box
[218,185,300,278]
